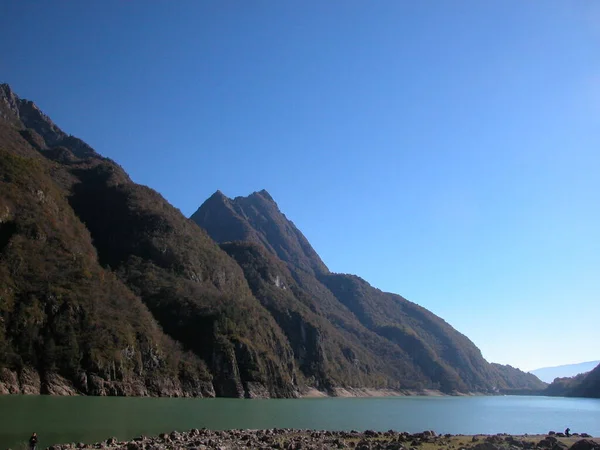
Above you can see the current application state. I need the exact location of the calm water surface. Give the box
[0,395,598,449]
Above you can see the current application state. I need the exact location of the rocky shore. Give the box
[43,429,600,450]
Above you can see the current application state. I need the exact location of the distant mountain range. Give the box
[0,83,546,397]
[530,361,600,383]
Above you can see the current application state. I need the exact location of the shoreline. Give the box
[43,429,599,450]
[299,387,488,398]
[0,386,504,399]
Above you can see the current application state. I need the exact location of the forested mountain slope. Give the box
[192,190,545,393]
[1,84,544,397]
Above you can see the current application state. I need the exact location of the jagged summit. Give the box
[193,187,548,393]
[192,189,329,275]
[205,189,230,204]
[0,83,22,122]
[209,189,276,203]
[0,82,97,159]
[249,189,275,203]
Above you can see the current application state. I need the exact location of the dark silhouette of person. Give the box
[29,432,38,450]
[565,428,571,437]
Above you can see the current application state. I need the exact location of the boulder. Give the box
[19,367,41,394]
[0,368,19,394]
[538,436,558,448]
[569,440,600,450]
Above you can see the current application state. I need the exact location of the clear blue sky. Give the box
[2,1,599,371]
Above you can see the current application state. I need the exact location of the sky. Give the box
[1,1,599,372]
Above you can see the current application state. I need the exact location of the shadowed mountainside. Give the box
[192,190,546,393]
[0,84,296,398]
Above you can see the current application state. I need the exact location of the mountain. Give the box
[0,87,212,396]
[0,84,297,398]
[0,83,544,397]
[192,190,546,393]
[530,360,600,383]
[544,362,600,398]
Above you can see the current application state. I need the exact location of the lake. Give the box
[0,395,598,449]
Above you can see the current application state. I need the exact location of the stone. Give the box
[570,440,600,450]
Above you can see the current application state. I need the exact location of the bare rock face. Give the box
[192,190,329,276]
[43,373,78,396]
[0,368,19,394]
[19,367,41,394]
[245,382,270,399]
[0,84,21,123]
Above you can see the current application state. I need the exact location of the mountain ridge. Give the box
[543,362,600,398]
[1,84,546,397]
[192,189,546,394]
[530,360,600,383]
[0,83,298,398]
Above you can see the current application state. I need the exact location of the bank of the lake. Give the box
[1,395,599,450]
[44,429,600,450]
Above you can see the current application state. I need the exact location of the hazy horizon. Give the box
[2,1,599,371]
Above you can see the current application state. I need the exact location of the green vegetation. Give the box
[0,142,210,396]
[0,83,548,397]
[194,188,546,394]
[544,363,600,398]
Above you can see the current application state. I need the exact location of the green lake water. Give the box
[0,395,598,449]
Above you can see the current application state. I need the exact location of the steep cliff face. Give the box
[0,84,297,398]
[220,242,425,390]
[193,190,544,393]
[0,139,212,397]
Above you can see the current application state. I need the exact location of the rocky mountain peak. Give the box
[0,83,21,123]
[0,82,97,159]
[192,190,329,275]
[251,189,275,203]
[206,189,230,203]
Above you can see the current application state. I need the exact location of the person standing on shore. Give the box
[29,432,38,450]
